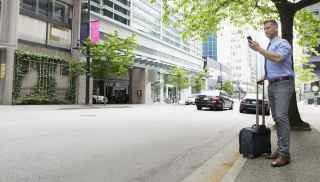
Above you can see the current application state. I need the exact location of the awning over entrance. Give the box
[134,54,200,74]
[135,54,172,72]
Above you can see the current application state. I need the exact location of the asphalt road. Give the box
[0,103,260,182]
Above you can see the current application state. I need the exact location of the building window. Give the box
[20,0,72,26]
[47,23,71,49]
[114,14,128,25]
[38,0,48,16]
[103,9,113,18]
[91,0,100,4]
[90,5,100,13]
[117,0,129,6]
[103,0,113,8]
[114,4,128,15]
[22,0,37,12]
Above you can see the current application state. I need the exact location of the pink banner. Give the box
[90,20,100,44]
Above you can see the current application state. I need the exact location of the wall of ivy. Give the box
[13,50,76,105]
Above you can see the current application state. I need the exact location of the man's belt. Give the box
[269,76,293,84]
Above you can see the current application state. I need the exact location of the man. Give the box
[249,20,295,167]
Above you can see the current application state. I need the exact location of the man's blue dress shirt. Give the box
[265,37,295,80]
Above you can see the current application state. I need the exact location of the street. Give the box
[1,103,269,182]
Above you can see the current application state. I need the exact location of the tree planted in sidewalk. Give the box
[221,81,235,96]
[156,0,320,130]
[295,53,317,89]
[82,31,137,104]
[168,66,189,102]
[192,70,207,93]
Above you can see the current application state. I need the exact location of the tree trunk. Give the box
[178,88,181,104]
[279,9,311,131]
[128,68,133,104]
[104,79,107,105]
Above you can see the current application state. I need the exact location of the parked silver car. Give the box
[92,95,108,104]
[185,95,197,105]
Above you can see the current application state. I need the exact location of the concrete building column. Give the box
[70,0,86,104]
[144,69,152,104]
[131,67,146,104]
[70,0,92,105]
[0,0,19,105]
[159,73,164,103]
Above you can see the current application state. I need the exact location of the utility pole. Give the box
[83,0,91,105]
[220,63,222,90]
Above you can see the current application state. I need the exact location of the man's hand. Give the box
[249,40,283,63]
[249,41,263,52]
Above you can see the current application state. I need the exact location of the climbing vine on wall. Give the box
[13,50,68,104]
[13,52,29,100]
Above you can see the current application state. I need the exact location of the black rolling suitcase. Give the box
[239,81,271,158]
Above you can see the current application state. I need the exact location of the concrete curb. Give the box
[220,157,247,182]
[180,115,274,182]
[180,136,240,182]
[220,115,273,182]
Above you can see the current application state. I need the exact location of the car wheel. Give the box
[197,106,202,110]
[93,99,96,104]
[220,102,224,111]
[230,104,233,110]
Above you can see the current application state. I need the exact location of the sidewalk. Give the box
[224,104,320,182]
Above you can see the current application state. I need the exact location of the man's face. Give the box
[264,22,278,39]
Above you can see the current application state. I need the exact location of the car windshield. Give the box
[199,90,220,96]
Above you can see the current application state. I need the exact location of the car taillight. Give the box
[212,96,220,101]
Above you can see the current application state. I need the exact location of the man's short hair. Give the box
[263,20,278,27]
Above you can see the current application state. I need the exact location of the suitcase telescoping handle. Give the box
[256,81,266,126]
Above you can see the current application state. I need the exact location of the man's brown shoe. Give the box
[266,149,279,160]
[271,155,290,167]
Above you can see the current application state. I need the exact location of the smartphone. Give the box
[247,36,253,43]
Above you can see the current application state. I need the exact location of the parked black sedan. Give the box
[239,94,270,115]
[195,90,234,110]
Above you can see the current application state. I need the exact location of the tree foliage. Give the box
[68,60,86,78]
[192,70,207,93]
[168,66,189,91]
[221,80,235,96]
[156,0,320,53]
[81,31,137,104]
[82,31,137,80]
[295,54,317,88]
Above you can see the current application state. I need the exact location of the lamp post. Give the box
[81,0,91,105]
[220,63,222,90]
[85,45,91,104]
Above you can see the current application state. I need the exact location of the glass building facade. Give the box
[90,0,202,57]
[202,33,217,61]
[90,0,130,25]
